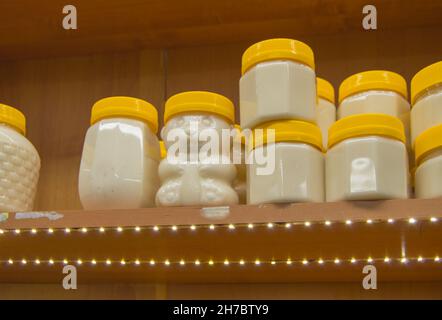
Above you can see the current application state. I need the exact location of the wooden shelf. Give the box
[1,199,441,283]
[1,0,442,60]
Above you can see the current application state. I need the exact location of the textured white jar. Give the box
[247,121,324,204]
[411,62,442,147]
[326,115,409,202]
[79,97,160,210]
[156,92,238,207]
[240,39,316,129]
[0,104,40,212]
[414,125,442,199]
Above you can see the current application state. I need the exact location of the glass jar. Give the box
[0,103,40,211]
[240,38,316,129]
[78,96,160,209]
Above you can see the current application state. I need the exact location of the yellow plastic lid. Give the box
[251,120,322,151]
[91,96,158,133]
[241,38,315,75]
[411,61,442,105]
[159,140,166,159]
[415,124,442,166]
[0,103,26,135]
[164,91,235,124]
[339,70,408,104]
[317,77,335,104]
[328,114,406,149]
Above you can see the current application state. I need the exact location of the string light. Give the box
[190,225,196,231]
[76,259,82,265]
[179,260,185,266]
[435,256,440,262]
[15,229,21,234]
[8,259,13,265]
[47,228,54,234]
[150,259,156,266]
[134,226,141,232]
[35,259,40,265]
[267,223,273,229]
[63,259,68,265]
[224,259,229,266]
[171,225,178,231]
[194,260,200,266]
[120,259,126,265]
[325,221,331,226]
[247,223,254,229]
[209,225,215,230]
[106,259,111,265]
[384,257,391,263]
[430,217,438,222]
[255,259,261,266]
[367,257,373,263]
[153,226,159,232]
[286,259,292,265]
[417,256,423,262]
[0,229,4,234]
[350,258,356,264]
[228,224,235,230]
[208,260,214,266]
[408,218,416,224]
[81,227,88,233]
[318,259,324,265]
[31,229,37,234]
[134,259,140,265]
[388,218,394,224]
[21,259,27,265]
[64,228,71,234]
[117,227,123,233]
[366,219,373,224]
[239,259,245,265]
[91,259,97,265]
[271,260,276,265]
[401,257,408,264]
[304,221,311,227]
[285,223,291,229]
[99,227,105,233]
[334,258,340,264]
[302,259,308,265]
[345,220,352,225]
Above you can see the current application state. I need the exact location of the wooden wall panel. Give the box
[1,282,442,300]
[0,50,165,210]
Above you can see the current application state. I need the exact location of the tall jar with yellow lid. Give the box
[247,120,324,204]
[0,103,40,211]
[326,114,409,202]
[316,78,336,150]
[414,124,442,199]
[338,71,410,144]
[240,38,317,129]
[156,91,238,206]
[78,96,160,209]
[411,61,442,146]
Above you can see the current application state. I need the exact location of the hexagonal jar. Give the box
[338,70,410,146]
[240,38,317,129]
[247,120,324,204]
[326,114,409,202]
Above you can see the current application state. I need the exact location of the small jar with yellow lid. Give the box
[78,96,160,209]
[247,120,324,204]
[326,114,409,202]
[0,103,40,211]
[411,61,442,146]
[338,70,410,144]
[316,78,336,150]
[414,124,442,199]
[156,91,238,206]
[240,38,317,129]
